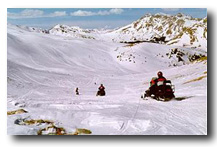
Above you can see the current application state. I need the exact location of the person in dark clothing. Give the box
[145,71,167,97]
[99,84,105,91]
[146,77,157,96]
[157,71,166,82]
[149,77,158,95]
[75,87,79,95]
[96,84,106,96]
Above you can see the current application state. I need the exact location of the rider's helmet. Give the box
[157,71,163,78]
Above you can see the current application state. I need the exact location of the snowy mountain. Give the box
[8,24,49,34]
[48,24,97,39]
[42,13,207,51]
[109,13,207,50]
[7,16,207,135]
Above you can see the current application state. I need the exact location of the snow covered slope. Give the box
[8,24,49,34]
[49,24,96,39]
[7,24,207,135]
[45,13,207,51]
[108,13,207,50]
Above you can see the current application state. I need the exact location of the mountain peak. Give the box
[112,13,207,50]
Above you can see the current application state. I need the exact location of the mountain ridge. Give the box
[109,13,207,50]
[9,13,207,51]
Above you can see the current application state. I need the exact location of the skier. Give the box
[75,87,79,95]
[96,84,106,96]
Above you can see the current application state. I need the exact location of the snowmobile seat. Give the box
[164,80,171,84]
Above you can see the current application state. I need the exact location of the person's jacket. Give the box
[157,76,166,82]
[99,86,105,90]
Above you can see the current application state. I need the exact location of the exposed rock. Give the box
[7,109,27,115]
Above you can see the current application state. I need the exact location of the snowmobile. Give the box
[142,80,175,101]
[96,89,106,96]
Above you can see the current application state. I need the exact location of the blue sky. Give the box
[7,8,207,29]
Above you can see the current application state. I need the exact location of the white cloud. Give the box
[8,9,44,19]
[48,11,67,17]
[161,8,180,12]
[70,10,96,16]
[8,9,124,19]
[109,8,124,14]
[21,9,44,17]
[8,9,67,19]
[70,8,124,16]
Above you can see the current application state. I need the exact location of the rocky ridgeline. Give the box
[48,24,96,39]
[18,13,207,50]
[166,48,206,66]
[111,13,207,50]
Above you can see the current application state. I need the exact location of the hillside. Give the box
[46,13,207,51]
[109,13,207,50]
[7,20,207,135]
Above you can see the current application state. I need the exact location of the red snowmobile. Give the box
[142,80,175,101]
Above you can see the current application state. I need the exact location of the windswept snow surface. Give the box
[7,24,207,135]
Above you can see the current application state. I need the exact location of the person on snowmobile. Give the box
[157,71,166,82]
[144,71,175,100]
[75,87,79,95]
[150,77,157,94]
[99,84,105,91]
[96,84,106,96]
[146,77,157,96]
[145,71,167,97]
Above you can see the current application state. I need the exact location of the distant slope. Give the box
[49,24,96,39]
[8,24,206,75]
[28,13,207,51]
[7,24,132,77]
[108,13,207,50]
